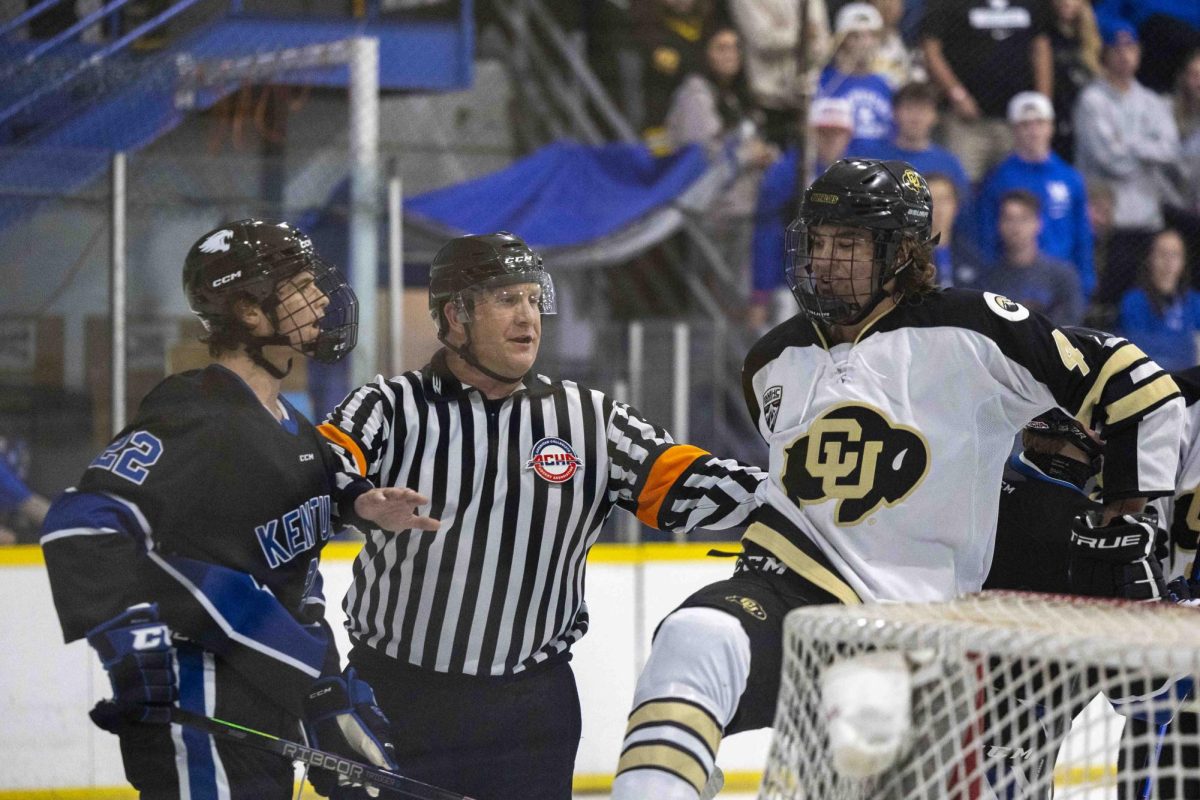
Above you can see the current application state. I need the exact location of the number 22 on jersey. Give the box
[89,430,164,486]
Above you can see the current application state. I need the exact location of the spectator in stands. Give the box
[1049,0,1102,161]
[1085,180,1119,326]
[975,91,1095,298]
[666,24,780,300]
[927,172,989,288]
[1075,21,1181,304]
[1118,228,1200,371]
[749,97,855,329]
[817,3,893,145]
[1178,49,1200,156]
[920,0,1053,181]
[727,0,833,148]
[1174,50,1200,220]
[632,0,716,151]
[0,439,49,545]
[984,190,1085,325]
[849,81,969,196]
[1093,0,1200,93]
[871,0,924,87]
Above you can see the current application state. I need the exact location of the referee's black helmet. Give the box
[428,231,556,336]
[182,219,358,363]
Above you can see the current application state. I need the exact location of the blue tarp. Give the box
[404,140,710,250]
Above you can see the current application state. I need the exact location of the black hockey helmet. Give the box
[786,159,934,326]
[182,219,358,366]
[1024,408,1104,463]
[428,231,556,337]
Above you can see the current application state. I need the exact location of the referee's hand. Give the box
[354,488,440,533]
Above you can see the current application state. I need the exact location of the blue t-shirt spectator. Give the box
[1118,287,1200,371]
[984,254,1085,326]
[752,148,806,297]
[847,139,970,196]
[975,153,1095,297]
[1093,0,1200,30]
[817,68,894,143]
[0,458,32,514]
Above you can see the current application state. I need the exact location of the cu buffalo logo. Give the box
[782,403,929,526]
[526,437,582,483]
[901,169,924,193]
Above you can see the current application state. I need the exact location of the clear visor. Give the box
[454,272,556,322]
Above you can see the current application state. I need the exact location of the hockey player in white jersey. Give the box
[610,158,1185,799]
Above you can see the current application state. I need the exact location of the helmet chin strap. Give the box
[826,254,915,328]
[440,323,527,385]
[246,340,293,380]
[239,302,294,380]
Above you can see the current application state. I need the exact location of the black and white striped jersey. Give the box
[741,289,1184,603]
[320,350,764,677]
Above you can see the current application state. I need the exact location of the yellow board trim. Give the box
[1105,373,1180,426]
[742,523,862,606]
[1075,342,1146,425]
[0,541,743,567]
[625,699,722,756]
[617,742,708,793]
[0,544,44,565]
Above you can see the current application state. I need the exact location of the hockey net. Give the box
[760,591,1200,799]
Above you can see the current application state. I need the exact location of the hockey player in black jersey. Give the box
[611,159,1185,799]
[40,220,436,799]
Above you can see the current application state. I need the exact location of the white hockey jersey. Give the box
[741,289,1184,603]
[1151,366,1200,580]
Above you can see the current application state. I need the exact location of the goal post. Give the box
[761,592,1200,799]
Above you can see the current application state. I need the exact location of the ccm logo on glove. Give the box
[131,625,170,650]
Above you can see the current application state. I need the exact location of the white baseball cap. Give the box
[810,97,855,131]
[1007,91,1054,124]
[834,2,884,35]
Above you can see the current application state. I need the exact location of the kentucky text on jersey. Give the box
[256,495,332,569]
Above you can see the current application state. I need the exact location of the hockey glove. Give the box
[85,603,178,730]
[1068,511,1168,601]
[302,667,399,798]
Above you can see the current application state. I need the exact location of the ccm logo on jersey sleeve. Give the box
[782,403,930,526]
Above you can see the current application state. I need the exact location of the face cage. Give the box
[270,257,359,364]
[784,219,900,326]
[450,271,557,324]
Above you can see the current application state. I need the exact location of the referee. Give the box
[318,231,764,800]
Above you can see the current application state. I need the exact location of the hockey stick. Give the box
[167,707,475,800]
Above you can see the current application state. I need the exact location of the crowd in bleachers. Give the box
[577,0,1200,366]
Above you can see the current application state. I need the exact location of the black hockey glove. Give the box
[85,603,178,730]
[302,667,399,798]
[1068,511,1168,602]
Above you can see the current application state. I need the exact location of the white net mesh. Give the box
[761,592,1200,800]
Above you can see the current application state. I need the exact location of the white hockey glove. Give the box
[820,651,913,779]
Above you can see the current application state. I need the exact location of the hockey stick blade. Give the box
[168,706,475,800]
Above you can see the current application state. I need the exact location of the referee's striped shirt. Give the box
[319,350,763,677]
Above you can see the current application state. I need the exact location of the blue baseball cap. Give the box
[1101,20,1139,48]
